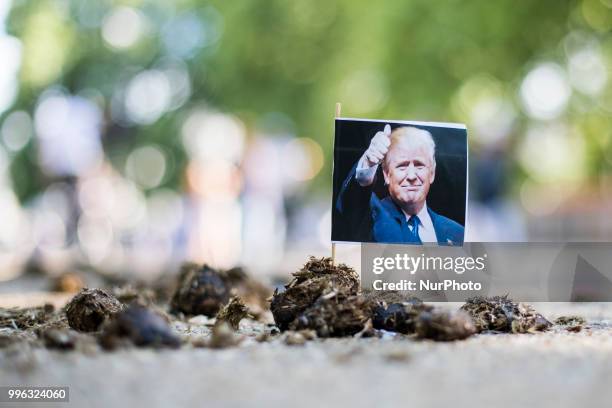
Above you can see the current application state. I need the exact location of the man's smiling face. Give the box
[383,137,435,214]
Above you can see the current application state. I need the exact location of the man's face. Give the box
[383,138,435,213]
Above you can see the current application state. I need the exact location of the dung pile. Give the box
[112,285,157,306]
[64,288,123,332]
[362,289,415,305]
[171,263,230,317]
[414,309,476,341]
[460,295,551,333]
[0,304,56,330]
[370,297,475,341]
[554,315,586,326]
[554,315,587,332]
[170,263,271,319]
[371,298,430,334]
[223,267,272,319]
[270,257,361,333]
[291,290,371,337]
[216,296,250,330]
[99,305,180,350]
[270,258,481,341]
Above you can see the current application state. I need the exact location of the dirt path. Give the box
[1,303,611,408]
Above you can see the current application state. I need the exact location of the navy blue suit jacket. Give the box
[335,163,464,245]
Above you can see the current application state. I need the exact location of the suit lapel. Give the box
[428,207,456,246]
[381,198,421,243]
[372,198,416,243]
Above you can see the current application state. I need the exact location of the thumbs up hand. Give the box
[364,124,391,167]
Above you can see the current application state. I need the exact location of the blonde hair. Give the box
[383,126,436,170]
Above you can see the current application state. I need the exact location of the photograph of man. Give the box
[334,124,465,245]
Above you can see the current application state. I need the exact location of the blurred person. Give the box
[336,125,464,245]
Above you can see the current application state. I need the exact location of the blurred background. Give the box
[1,0,612,283]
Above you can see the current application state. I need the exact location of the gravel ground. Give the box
[1,302,611,408]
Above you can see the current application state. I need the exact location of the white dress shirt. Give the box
[355,155,378,187]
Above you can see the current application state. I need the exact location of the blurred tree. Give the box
[3,0,610,203]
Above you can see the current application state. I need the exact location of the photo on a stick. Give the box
[332,118,468,245]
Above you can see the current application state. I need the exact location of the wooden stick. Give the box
[332,102,341,265]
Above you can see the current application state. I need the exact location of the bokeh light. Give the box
[182,111,246,163]
[281,137,324,182]
[518,123,587,183]
[520,63,571,120]
[1,111,33,152]
[34,90,103,176]
[568,46,607,96]
[453,75,516,146]
[124,70,172,125]
[125,145,167,189]
[0,35,21,115]
[101,6,146,50]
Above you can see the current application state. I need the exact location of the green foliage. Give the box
[5,0,610,200]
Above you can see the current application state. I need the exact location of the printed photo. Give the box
[332,118,468,245]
